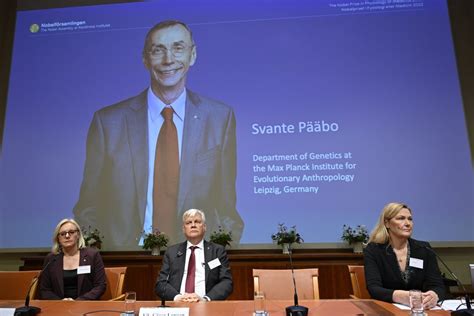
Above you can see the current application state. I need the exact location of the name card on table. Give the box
[0,308,15,316]
[139,307,189,316]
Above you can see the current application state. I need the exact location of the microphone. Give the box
[160,296,168,308]
[420,243,473,316]
[158,274,169,308]
[285,244,308,316]
[15,255,57,316]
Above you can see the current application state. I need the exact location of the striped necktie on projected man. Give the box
[153,106,179,242]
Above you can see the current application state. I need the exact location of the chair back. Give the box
[253,268,319,300]
[0,270,41,300]
[101,267,127,301]
[348,265,371,299]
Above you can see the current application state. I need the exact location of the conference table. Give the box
[0,299,450,315]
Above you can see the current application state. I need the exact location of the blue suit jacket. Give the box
[73,89,243,248]
[155,240,233,300]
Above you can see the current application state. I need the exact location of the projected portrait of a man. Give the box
[73,20,243,248]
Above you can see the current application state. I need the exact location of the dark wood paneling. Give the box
[21,249,363,300]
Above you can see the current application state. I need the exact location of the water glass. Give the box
[409,290,424,315]
[254,291,268,316]
[124,291,136,315]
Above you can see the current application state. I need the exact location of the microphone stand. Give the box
[285,244,308,316]
[15,257,56,316]
[423,245,473,316]
[14,277,41,316]
[159,297,168,308]
[158,274,169,308]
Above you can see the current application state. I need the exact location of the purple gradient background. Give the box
[0,0,472,248]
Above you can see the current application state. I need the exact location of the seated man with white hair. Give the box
[155,209,233,302]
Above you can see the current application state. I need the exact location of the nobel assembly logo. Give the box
[28,20,110,33]
[29,24,40,33]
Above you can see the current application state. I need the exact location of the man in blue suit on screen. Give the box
[73,20,243,248]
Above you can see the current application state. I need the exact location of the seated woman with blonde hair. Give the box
[364,202,445,309]
[39,218,106,300]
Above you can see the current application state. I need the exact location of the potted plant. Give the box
[341,224,369,253]
[141,228,169,255]
[82,226,104,250]
[271,223,303,254]
[209,226,233,248]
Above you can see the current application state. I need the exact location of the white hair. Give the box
[182,209,206,223]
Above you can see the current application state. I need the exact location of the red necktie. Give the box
[153,107,179,241]
[185,246,198,293]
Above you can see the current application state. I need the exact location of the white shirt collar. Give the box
[186,239,204,250]
[147,88,186,122]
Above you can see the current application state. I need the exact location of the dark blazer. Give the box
[39,247,106,300]
[155,240,233,300]
[73,89,243,247]
[364,238,445,302]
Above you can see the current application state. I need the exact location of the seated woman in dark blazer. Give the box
[39,218,106,300]
[364,202,445,309]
